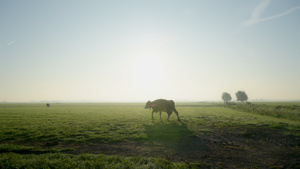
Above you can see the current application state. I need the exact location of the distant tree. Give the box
[222,92,232,105]
[235,91,248,103]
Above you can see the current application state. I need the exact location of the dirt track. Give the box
[72,126,300,168]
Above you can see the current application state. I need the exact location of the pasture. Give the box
[0,102,299,168]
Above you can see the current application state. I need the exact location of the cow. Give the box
[144,99,180,121]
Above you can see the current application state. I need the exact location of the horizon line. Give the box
[1,99,300,103]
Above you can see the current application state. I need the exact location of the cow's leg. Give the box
[174,109,180,121]
[152,110,154,121]
[167,110,172,121]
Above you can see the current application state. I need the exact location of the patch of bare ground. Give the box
[66,126,300,168]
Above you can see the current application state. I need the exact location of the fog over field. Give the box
[1,0,300,102]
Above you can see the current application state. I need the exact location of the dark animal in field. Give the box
[144,99,180,121]
[46,103,50,107]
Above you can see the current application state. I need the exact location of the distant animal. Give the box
[46,103,50,107]
[144,99,180,121]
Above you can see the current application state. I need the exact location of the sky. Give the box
[1,0,300,102]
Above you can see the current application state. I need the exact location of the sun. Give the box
[131,55,165,89]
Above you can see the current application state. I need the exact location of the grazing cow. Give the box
[144,99,180,121]
[46,103,50,107]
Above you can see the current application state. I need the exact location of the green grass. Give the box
[1,103,298,145]
[0,153,211,169]
[227,102,300,122]
[0,102,299,168]
[0,104,149,145]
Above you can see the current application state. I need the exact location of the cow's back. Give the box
[152,99,175,111]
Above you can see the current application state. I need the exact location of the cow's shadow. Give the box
[143,122,209,152]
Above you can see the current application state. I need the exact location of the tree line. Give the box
[222,91,248,105]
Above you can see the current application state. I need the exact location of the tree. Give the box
[235,91,248,103]
[222,92,232,105]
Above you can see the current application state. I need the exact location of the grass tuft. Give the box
[0,153,212,169]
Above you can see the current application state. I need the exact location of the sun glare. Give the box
[131,55,165,89]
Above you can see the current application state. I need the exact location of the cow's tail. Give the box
[172,101,180,121]
[174,108,181,121]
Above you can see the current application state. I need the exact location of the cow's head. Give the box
[144,101,151,109]
[144,101,156,109]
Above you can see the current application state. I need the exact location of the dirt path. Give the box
[70,126,300,168]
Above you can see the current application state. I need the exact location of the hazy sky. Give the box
[1,0,300,102]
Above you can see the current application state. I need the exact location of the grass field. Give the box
[0,102,299,168]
